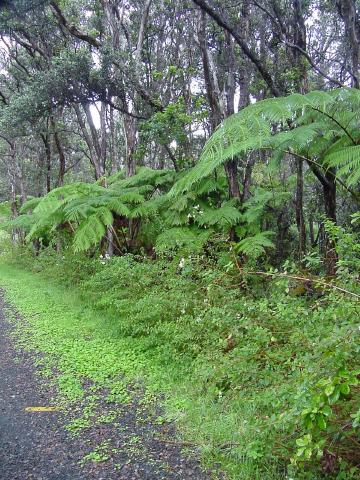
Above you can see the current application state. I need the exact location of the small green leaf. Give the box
[316,414,327,430]
[339,383,350,395]
[296,434,312,447]
[324,384,335,397]
[304,416,313,429]
[328,386,341,405]
[296,447,306,457]
[322,405,332,416]
[304,447,312,459]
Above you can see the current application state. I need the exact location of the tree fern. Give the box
[10,167,180,253]
[170,87,360,195]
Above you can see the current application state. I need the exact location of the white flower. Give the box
[178,257,185,269]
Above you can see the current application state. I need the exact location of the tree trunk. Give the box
[197,9,222,131]
[224,159,241,199]
[100,101,107,174]
[309,214,315,246]
[40,132,52,193]
[197,8,241,201]
[109,103,117,173]
[307,161,338,274]
[50,116,66,187]
[292,0,308,260]
[295,159,306,259]
[84,103,105,177]
[74,104,103,179]
[337,0,360,88]
[323,170,337,275]
[123,113,138,178]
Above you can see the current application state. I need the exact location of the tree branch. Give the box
[281,39,346,88]
[50,1,101,48]
[191,0,282,97]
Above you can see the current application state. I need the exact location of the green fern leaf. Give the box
[235,231,275,259]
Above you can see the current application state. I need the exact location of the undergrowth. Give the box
[0,246,359,479]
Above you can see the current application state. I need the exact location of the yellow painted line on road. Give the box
[25,406,60,412]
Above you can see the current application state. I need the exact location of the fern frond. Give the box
[1,214,38,231]
[106,198,131,217]
[170,88,360,196]
[155,226,212,254]
[325,145,360,185]
[235,231,275,259]
[130,195,168,219]
[73,207,113,252]
[20,197,41,213]
[115,167,173,189]
[163,209,189,227]
[112,191,144,204]
[195,202,242,229]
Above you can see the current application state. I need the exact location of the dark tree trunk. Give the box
[323,170,337,223]
[224,159,241,199]
[238,2,253,202]
[337,0,360,88]
[276,208,291,264]
[40,132,52,193]
[295,159,306,259]
[241,154,256,202]
[307,161,338,274]
[309,214,315,246]
[323,169,337,275]
[50,117,66,187]
[292,0,308,260]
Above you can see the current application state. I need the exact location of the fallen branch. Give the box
[233,254,360,300]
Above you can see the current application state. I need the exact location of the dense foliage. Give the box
[0,0,359,478]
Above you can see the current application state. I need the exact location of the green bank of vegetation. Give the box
[0,1,359,478]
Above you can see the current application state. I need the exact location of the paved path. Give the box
[0,292,209,480]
